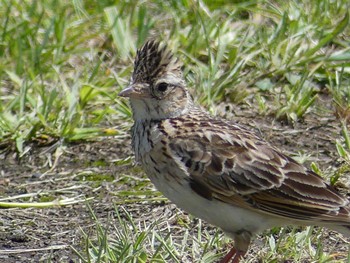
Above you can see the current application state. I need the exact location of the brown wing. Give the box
[168,121,350,223]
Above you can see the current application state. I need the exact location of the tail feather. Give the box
[340,225,350,238]
[328,224,350,238]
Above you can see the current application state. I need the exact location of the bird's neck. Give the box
[130,99,194,122]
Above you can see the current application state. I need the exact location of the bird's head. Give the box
[119,41,193,121]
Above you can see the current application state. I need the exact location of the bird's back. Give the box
[137,111,350,236]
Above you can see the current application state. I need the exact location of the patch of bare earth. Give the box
[0,96,349,262]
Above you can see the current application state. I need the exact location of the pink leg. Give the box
[219,247,236,263]
[219,247,245,263]
[231,251,245,263]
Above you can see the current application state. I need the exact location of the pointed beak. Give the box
[118,84,150,99]
[118,85,135,98]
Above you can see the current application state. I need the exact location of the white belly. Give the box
[146,163,283,236]
[136,123,284,236]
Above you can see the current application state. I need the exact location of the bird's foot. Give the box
[219,247,245,263]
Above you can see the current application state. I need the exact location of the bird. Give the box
[118,40,350,262]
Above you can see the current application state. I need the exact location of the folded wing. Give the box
[168,119,350,223]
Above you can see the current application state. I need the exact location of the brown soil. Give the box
[0,97,349,263]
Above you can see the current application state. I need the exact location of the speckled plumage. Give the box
[119,40,350,262]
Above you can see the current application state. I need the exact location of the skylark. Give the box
[119,40,350,262]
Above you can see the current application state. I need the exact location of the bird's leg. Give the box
[231,251,245,263]
[219,247,245,263]
[219,247,236,263]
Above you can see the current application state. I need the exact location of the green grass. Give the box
[1,0,350,262]
[1,0,349,147]
[74,202,349,263]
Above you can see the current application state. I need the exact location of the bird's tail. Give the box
[340,225,350,238]
[327,201,350,238]
[327,223,350,238]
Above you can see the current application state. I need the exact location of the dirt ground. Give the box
[0,94,349,263]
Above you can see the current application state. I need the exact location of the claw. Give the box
[219,247,245,263]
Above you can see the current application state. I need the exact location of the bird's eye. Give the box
[157,82,168,92]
